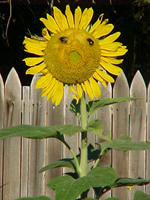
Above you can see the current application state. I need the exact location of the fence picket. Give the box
[0,68,149,200]
[129,71,147,199]
[3,68,22,200]
[112,72,130,200]
[28,74,47,197]
[95,82,112,200]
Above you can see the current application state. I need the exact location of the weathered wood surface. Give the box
[0,68,149,200]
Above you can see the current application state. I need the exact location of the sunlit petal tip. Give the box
[23,57,44,66]
[65,5,74,28]
[74,6,82,29]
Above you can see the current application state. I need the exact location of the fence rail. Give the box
[0,68,150,200]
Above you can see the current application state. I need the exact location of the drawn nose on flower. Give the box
[23,5,127,106]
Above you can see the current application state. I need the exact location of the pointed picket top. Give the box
[5,67,22,127]
[113,72,129,97]
[130,70,146,98]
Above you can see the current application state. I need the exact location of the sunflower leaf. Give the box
[14,196,51,200]
[69,99,89,119]
[133,190,150,200]
[0,124,85,140]
[39,144,100,173]
[47,167,118,200]
[111,177,150,189]
[99,135,150,152]
[86,119,111,141]
[88,97,139,119]
[39,158,75,173]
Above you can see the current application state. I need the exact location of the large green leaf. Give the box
[88,97,139,120]
[100,135,150,153]
[47,167,118,200]
[111,177,150,188]
[39,158,75,173]
[133,190,150,200]
[39,144,100,173]
[87,119,110,141]
[15,196,51,200]
[0,124,85,140]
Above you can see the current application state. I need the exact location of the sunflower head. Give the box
[23,5,127,106]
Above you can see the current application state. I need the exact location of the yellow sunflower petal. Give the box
[80,8,93,29]
[76,83,82,99]
[47,13,60,32]
[23,37,47,49]
[35,73,52,88]
[101,57,123,65]
[100,61,123,75]
[83,80,94,100]
[41,77,56,96]
[42,28,50,40]
[23,57,44,66]
[47,79,59,101]
[74,6,82,29]
[100,42,122,51]
[93,19,109,36]
[93,24,114,39]
[26,63,46,75]
[40,18,57,34]
[96,69,114,83]
[53,6,68,30]
[93,72,107,88]
[81,82,86,93]
[65,5,74,28]
[70,85,77,94]
[89,77,101,98]
[25,48,44,56]
[89,18,100,33]
[52,82,64,106]
[99,32,121,45]
[101,46,128,57]
[71,94,79,104]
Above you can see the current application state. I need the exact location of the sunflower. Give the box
[23,5,127,106]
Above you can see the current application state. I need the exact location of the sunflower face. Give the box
[23,5,127,106]
[44,28,100,85]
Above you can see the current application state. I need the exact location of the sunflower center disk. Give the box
[69,50,82,64]
[44,28,100,84]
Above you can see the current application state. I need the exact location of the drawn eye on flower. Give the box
[23,5,127,106]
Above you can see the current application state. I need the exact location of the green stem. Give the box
[80,93,87,177]
[62,140,81,177]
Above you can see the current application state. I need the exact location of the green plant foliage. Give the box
[87,97,140,120]
[0,124,85,140]
[39,144,100,173]
[86,119,110,141]
[47,167,118,200]
[100,135,150,153]
[133,190,150,200]
[39,158,75,172]
[105,198,120,200]
[15,196,51,200]
[111,177,150,188]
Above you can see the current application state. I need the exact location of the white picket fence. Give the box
[0,68,150,200]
